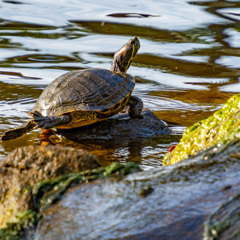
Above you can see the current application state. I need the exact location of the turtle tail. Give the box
[1,120,36,141]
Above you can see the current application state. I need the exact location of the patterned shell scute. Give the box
[32,69,135,116]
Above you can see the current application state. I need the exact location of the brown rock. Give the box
[0,145,99,228]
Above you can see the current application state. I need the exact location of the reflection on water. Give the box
[0,0,240,168]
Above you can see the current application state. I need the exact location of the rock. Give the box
[54,108,170,142]
[35,138,240,240]
[204,193,240,240]
[163,93,240,165]
[0,145,100,228]
[0,144,140,240]
[3,95,240,240]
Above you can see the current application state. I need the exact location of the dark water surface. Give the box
[0,0,240,169]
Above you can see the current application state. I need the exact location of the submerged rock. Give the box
[163,93,240,165]
[54,108,170,142]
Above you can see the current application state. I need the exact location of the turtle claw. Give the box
[29,111,51,129]
[32,113,53,129]
[35,120,53,129]
[31,111,47,122]
[30,111,71,129]
[28,111,43,119]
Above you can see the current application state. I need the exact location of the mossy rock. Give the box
[0,162,140,240]
[0,210,39,240]
[0,144,141,239]
[163,93,240,165]
[0,145,100,228]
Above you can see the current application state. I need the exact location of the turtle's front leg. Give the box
[128,96,143,118]
[30,111,72,129]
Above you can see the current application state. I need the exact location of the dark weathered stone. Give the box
[55,108,170,142]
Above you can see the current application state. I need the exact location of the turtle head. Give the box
[110,36,140,74]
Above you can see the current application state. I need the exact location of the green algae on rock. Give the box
[163,93,240,165]
[0,210,39,240]
[33,161,141,212]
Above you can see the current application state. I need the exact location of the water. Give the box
[0,0,240,168]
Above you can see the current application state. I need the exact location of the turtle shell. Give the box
[31,69,135,129]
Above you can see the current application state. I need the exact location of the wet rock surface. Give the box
[35,139,240,240]
[55,108,170,142]
[0,145,100,228]
[204,193,240,240]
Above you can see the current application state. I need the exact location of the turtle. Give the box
[1,36,143,141]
